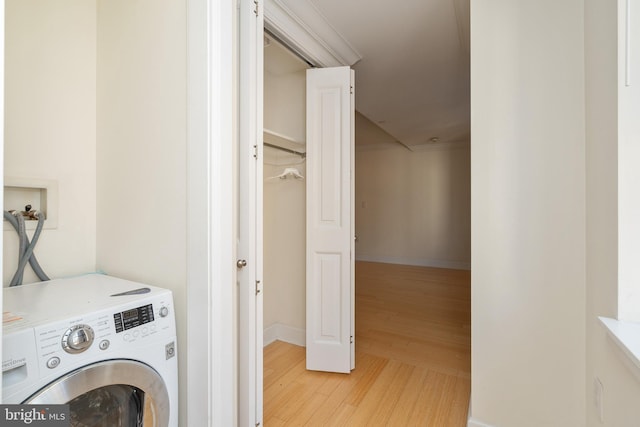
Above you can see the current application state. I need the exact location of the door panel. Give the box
[306,66,354,374]
[238,0,263,425]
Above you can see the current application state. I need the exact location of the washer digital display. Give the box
[114,304,154,333]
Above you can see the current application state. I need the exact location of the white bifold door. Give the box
[306,66,355,374]
[238,1,263,425]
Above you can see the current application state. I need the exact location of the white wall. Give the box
[262,48,307,343]
[355,137,470,270]
[4,0,97,285]
[95,1,187,425]
[264,39,307,144]
[470,1,586,426]
[585,0,640,425]
[263,150,306,337]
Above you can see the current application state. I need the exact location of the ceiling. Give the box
[290,0,470,150]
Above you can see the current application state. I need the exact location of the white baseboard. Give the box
[355,254,471,271]
[467,394,496,427]
[263,323,306,347]
[467,419,496,427]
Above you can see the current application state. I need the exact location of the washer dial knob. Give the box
[62,324,95,354]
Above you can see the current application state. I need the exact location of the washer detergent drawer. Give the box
[2,328,39,403]
[26,360,170,427]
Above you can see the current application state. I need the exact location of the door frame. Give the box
[0,0,4,398]
[186,0,237,426]
[263,0,361,69]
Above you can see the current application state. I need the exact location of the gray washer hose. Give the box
[4,210,50,286]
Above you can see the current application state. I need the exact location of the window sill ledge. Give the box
[600,316,640,377]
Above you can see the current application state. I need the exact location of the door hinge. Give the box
[256,280,261,295]
[253,144,258,159]
[350,85,354,95]
[253,0,259,16]
[350,335,354,344]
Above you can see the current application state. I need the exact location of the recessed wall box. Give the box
[3,177,58,230]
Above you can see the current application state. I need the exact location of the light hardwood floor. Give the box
[264,261,471,426]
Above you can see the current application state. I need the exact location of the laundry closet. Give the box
[3,1,189,425]
[262,36,310,346]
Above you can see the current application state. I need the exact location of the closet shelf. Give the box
[264,129,305,151]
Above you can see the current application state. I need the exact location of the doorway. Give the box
[260,24,471,427]
[255,0,470,424]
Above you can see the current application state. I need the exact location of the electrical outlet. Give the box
[594,377,604,423]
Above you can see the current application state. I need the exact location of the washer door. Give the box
[25,360,170,427]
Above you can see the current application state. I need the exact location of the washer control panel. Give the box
[31,293,174,376]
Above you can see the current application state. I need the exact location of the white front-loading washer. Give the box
[2,274,178,426]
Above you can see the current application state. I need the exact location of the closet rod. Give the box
[264,142,306,159]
